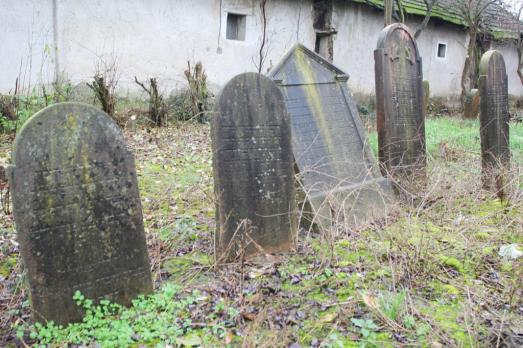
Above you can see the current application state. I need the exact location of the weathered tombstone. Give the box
[8,103,153,325]
[70,82,97,104]
[464,89,480,119]
[374,23,426,189]
[270,44,393,231]
[478,50,510,191]
[212,73,296,261]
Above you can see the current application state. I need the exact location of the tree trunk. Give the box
[517,44,523,85]
[460,28,478,110]
[384,0,393,26]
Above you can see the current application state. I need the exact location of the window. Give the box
[226,13,246,41]
[437,43,447,58]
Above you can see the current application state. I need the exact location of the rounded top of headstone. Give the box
[376,23,419,56]
[220,72,280,96]
[217,72,286,121]
[479,50,506,76]
[12,102,123,163]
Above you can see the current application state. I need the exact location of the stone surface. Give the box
[8,103,152,325]
[464,89,480,119]
[212,73,296,261]
[479,50,510,190]
[375,24,426,186]
[270,44,393,230]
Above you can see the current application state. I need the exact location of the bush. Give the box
[166,89,214,123]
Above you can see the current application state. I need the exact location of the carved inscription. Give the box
[213,73,296,260]
[9,103,153,325]
[282,83,375,192]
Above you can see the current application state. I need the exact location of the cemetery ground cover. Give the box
[0,117,522,347]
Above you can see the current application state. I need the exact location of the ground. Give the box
[0,116,522,347]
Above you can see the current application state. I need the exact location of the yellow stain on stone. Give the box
[294,49,341,176]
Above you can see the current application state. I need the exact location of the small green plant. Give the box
[351,317,380,347]
[17,285,243,347]
[357,104,370,115]
[378,291,406,322]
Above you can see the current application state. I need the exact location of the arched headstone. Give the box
[478,50,510,191]
[212,73,296,261]
[375,24,426,188]
[8,103,152,324]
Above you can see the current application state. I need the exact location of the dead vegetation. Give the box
[134,77,168,127]
[0,117,521,346]
[184,61,211,123]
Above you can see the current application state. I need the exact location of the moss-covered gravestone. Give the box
[212,73,296,261]
[375,24,426,190]
[270,44,393,231]
[8,103,153,325]
[478,50,510,191]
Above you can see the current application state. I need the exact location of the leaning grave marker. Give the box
[270,44,393,230]
[212,73,296,261]
[9,103,153,325]
[374,24,426,188]
[478,50,510,191]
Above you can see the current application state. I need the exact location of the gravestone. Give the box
[8,103,152,325]
[464,89,480,119]
[478,50,510,191]
[374,24,426,188]
[212,73,296,261]
[270,44,393,230]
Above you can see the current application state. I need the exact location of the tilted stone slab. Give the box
[270,44,393,231]
[375,24,426,187]
[9,103,152,324]
[212,73,296,261]
[479,50,510,190]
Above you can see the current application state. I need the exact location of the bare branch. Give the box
[415,0,439,38]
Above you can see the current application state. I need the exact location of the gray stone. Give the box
[69,82,97,105]
[8,103,152,325]
[212,73,296,261]
[479,50,510,191]
[374,24,426,188]
[270,44,393,231]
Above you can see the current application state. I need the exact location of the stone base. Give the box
[301,177,394,232]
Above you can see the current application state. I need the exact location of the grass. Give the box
[0,116,522,347]
[367,116,523,162]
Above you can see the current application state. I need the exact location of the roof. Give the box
[349,0,521,40]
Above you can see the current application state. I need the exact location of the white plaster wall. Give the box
[332,2,383,96]
[333,2,468,98]
[55,0,314,93]
[411,20,468,98]
[492,42,523,97]
[1,0,521,98]
[0,0,55,93]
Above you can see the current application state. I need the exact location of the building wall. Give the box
[55,0,315,93]
[0,0,521,99]
[493,42,523,96]
[0,0,55,93]
[332,2,468,98]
